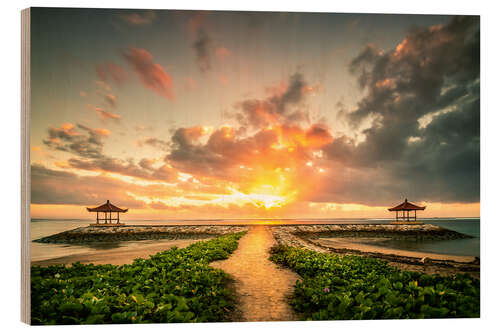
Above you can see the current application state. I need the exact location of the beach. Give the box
[31,238,211,266]
[32,222,479,277]
[30,221,480,322]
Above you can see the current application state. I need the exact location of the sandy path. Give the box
[211,225,300,322]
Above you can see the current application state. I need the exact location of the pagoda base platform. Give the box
[389,221,424,225]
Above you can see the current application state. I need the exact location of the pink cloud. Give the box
[123,48,175,100]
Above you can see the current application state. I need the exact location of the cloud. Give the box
[31,163,151,208]
[66,157,177,182]
[43,123,110,159]
[96,63,128,86]
[95,90,118,108]
[123,48,175,100]
[235,72,314,129]
[90,105,121,121]
[137,137,171,151]
[166,122,332,190]
[104,94,117,107]
[321,15,480,204]
[193,28,213,73]
[42,122,178,185]
[120,11,157,26]
[35,16,479,213]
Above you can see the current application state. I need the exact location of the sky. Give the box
[29,8,480,219]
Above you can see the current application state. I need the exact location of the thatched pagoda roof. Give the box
[86,200,128,213]
[388,199,425,211]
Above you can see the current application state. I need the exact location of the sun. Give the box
[228,187,295,209]
[240,168,297,209]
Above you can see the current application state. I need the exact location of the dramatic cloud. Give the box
[193,28,213,73]
[235,72,314,129]
[322,16,480,204]
[123,48,175,100]
[96,63,128,86]
[166,122,333,202]
[33,15,479,216]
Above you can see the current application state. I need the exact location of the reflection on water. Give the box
[353,220,480,257]
[366,237,480,257]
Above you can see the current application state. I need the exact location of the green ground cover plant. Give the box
[31,232,245,325]
[270,245,479,320]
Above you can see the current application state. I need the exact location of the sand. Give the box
[31,238,211,266]
[211,226,300,322]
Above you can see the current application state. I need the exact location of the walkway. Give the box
[211,225,300,322]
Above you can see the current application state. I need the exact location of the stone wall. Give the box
[34,225,249,244]
[272,224,471,241]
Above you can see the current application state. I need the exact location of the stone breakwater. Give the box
[271,224,479,277]
[34,225,249,244]
[272,224,471,241]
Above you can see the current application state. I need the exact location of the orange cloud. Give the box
[94,128,111,137]
[123,48,175,100]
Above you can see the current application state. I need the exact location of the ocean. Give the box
[30,218,480,262]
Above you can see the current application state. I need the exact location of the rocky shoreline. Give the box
[271,224,479,278]
[273,224,471,240]
[33,225,249,244]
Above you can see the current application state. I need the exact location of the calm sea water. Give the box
[30,218,480,261]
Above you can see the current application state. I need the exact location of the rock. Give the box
[33,225,249,244]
